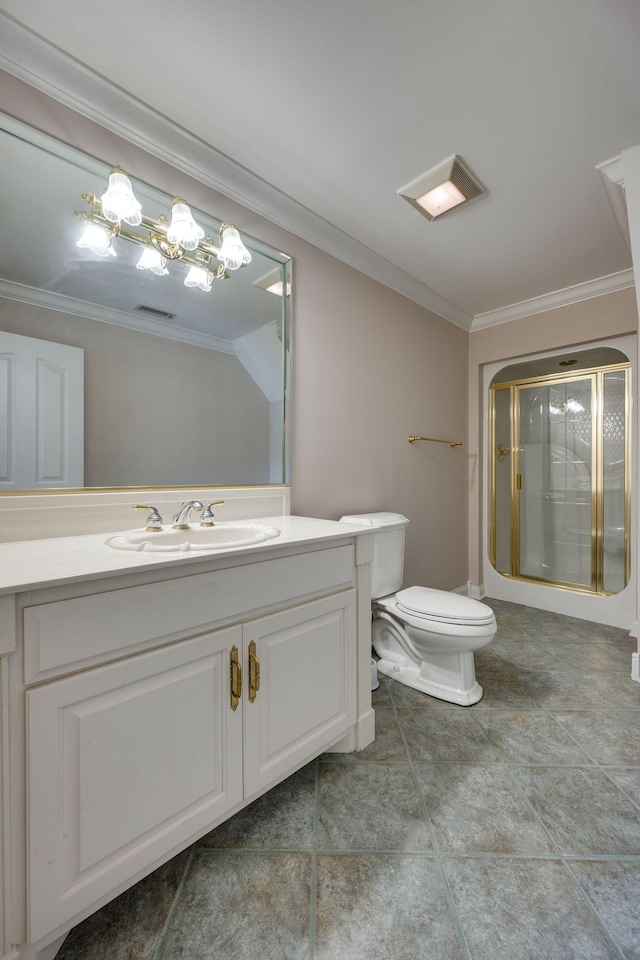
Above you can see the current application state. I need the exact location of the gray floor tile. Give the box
[490,639,567,672]
[571,860,640,960]
[415,763,555,854]
[371,676,392,706]
[317,762,432,852]
[521,620,584,643]
[315,854,465,960]
[513,766,640,855]
[159,852,311,960]
[492,622,529,640]
[472,662,541,709]
[397,708,499,762]
[582,672,640,709]
[604,768,640,808]
[551,711,640,765]
[57,851,190,960]
[322,706,408,762]
[514,668,615,708]
[575,622,635,645]
[558,642,636,674]
[444,857,622,959]
[199,762,317,850]
[476,709,595,764]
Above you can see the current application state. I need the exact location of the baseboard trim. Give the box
[452,582,486,599]
[632,652,639,683]
[629,619,638,639]
[469,582,486,600]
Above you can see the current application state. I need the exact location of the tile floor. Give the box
[56,599,640,960]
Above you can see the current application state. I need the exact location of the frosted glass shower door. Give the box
[492,386,512,575]
[602,370,629,594]
[517,377,594,589]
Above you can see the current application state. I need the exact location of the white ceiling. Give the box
[0,0,638,330]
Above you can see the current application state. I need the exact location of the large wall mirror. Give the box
[0,115,292,491]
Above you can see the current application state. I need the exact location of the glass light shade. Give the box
[101,168,142,225]
[167,200,205,251]
[77,222,116,257]
[218,224,252,270]
[416,180,466,218]
[136,247,169,276]
[184,265,212,292]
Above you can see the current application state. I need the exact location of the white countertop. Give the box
[0,516,372,595]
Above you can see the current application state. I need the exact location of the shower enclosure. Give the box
[489,354,631,596]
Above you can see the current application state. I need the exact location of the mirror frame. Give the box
[0,114,292,494]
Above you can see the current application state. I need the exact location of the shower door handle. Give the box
[496,443,510,462]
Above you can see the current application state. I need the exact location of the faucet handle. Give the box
[201,500,225,526]
[133,504,164,531]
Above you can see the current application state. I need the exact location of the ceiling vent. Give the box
[398,155,486,221]
[134,304,177,320]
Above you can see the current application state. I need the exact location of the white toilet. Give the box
[341,512,497,706]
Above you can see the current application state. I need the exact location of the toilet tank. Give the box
[339,512,409,599]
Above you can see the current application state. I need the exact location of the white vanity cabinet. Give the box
[0,527,373,959]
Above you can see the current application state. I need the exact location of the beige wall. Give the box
[0,301,269,485]
[0,72,470,590]
[291,249,469,590]
[467,287,638,586]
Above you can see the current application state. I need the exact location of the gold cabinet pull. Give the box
[248,640,260,703]
[230,645,242,711]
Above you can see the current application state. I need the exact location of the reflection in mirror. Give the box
[0,116,292,491]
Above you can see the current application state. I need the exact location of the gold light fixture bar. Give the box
[74,167,251,292]
[75,195,229,277]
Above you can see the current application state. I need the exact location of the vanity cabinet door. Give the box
[243,590,356,799]
[26,625,243,943]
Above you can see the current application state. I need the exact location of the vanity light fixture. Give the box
[75,167,252,292]
[398,155,486,221]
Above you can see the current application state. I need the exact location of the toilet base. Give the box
[376,654,483,706]
[372,613,485,706]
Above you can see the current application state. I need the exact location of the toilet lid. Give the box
[396,586,496,626]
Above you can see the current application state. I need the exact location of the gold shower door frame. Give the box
[489,363,631,595]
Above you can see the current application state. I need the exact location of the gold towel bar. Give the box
[408,435,463,448]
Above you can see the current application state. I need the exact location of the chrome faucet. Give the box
[172,500,204,529]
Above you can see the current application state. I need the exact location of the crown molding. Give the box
[0,13,472,330]
[470,268,636,331]
[0,279,235,354]
[596,154,631,255]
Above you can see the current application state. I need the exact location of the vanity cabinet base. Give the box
[26,591,356,942]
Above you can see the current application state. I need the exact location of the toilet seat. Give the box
[395,586,495,627]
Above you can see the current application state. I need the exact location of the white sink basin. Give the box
[106,521,281,553]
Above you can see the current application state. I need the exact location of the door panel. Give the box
[27,626,243,941]
[517,377,594,589]
[243,591,356,798]
[0,330,84,487]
